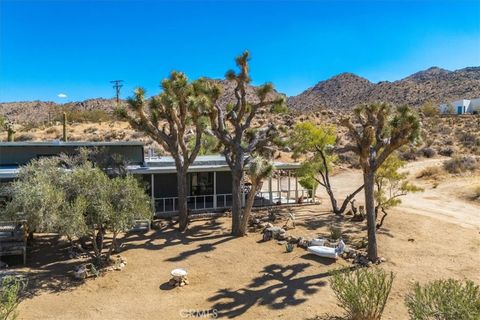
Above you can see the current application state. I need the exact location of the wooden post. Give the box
[213,171,217,209]
[295,173,298,202]
[62,112,68,142]
[287,170,291,204]
[150,174,155,212]
[268,175,273,205]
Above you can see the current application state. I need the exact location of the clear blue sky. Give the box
[1,0,479,102]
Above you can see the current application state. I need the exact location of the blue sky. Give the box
[0,0,479,102]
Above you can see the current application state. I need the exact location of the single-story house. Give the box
[439,98,480,114]
[0,141,312,218]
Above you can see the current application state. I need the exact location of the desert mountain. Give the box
[288,67,480,111]
[2,66,480,123]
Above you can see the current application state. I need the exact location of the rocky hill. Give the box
[2,66,480,122]
[287,67,480,111]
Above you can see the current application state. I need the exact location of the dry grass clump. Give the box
[443,156,478,174]
[417,166,443,180]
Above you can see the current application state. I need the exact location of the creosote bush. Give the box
[443,156,478,174]
[330,267,394,320]
[405,279,480,320]
[0,276,26,320]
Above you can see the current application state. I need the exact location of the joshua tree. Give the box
[243,156,274,227]
[289,121,364,214]
[119,72,220,232]
[207,51,286,236]
[340,103,420,261]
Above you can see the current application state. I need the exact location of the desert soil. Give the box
[10,159,480,320]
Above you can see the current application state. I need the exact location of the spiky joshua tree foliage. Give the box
[207,51,286,236]
[340,103,420,261]
[120,72,220,232]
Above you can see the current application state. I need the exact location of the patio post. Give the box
[287,170,291,204]
[295,172,298,202]
[150,173,155,212]
[268,175,273,205]
[213,171,217,209]
[277,172,280,200]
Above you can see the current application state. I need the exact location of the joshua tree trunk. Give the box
[364,169,378,261]
[231,169,244,236]
[177,170,189,232]
[241,182,262,232]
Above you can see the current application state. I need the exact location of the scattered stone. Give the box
[277,240,287,245]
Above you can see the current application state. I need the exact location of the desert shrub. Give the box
[420,102,439,117]
[405,279,480,320]
[338,151,361,168]
[329,223,342,240]
[417,166,442,179]
[439,147,454,157]
[443,156,478,174]
[472,186,480,202]
[130,131,144,139]
[54,109,112,123]
[420,147,436,158]
[458,132,480,148]
[399,149,417,161]
[330,267,394,320]
[45,127,59,135]
[83,126,98,134]
[14,133,34,141]
[0,276,26,320]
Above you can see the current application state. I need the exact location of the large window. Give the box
[190,172,214,196]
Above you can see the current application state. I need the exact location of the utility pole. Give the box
[110,80,124,107]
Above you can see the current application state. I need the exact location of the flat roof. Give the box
[0,159,301,178]
[0,141,144,147]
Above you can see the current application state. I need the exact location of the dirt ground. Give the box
[9,159,480,320]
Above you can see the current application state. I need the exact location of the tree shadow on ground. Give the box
[120,217,235,262]
[2,234,85,300]
[208,262,329,318]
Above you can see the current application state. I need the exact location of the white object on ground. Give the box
[307,240,346,259]
[310,238,326,246]
[171,268,188,278]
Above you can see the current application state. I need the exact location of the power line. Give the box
[110,80,124,107]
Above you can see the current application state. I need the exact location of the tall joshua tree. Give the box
[119,72,220,232]
[340,103,420,261]
[208,51,286,236]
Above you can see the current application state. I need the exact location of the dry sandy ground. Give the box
[10,159,480,320]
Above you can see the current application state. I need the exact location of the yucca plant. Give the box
[405,279,480,320]
[330,267,394,320]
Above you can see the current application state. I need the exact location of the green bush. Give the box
[0,276,26,320]
[330,267,394,320]
[405,279,480,320]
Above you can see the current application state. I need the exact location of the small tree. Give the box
[374,155,423,229]
[0,276,26,320]
[119,72,220,231]
[2,156,151,264]
[290,121,364,214]
[340,103,420,261]
[207,51,286,236]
